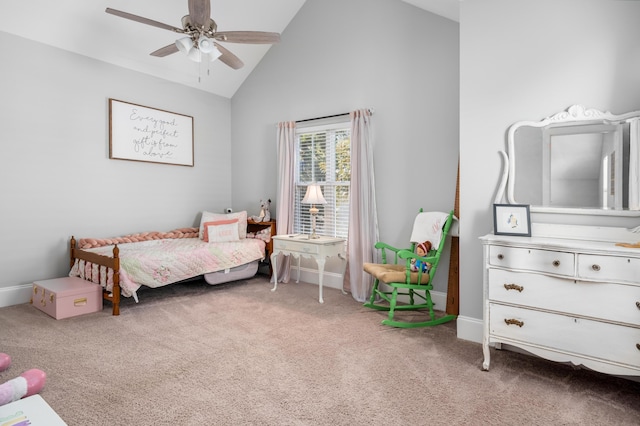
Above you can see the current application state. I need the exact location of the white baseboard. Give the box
[456,315,483,343]
[289,267,347,291]
[0,284,33,308]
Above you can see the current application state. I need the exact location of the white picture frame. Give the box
[493,204,531,237]
[109,98,194,167]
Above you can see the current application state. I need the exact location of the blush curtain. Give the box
[345,109,379,302]
[273,121,296,283]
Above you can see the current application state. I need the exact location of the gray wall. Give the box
[459,0,640,340]
[10,0,637,345]
[230,0,460,293]
[0,31,231,301]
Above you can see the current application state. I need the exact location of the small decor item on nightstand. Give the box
[31,277,103,320]
[250,199,271,222]
[302,184,327,239]
[493,204,531,236]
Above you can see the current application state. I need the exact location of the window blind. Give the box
[294,122,350,239]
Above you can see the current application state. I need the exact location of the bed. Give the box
[69,211,268,315]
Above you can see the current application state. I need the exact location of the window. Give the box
[294,119,351,238]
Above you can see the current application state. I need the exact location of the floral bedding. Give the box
[69,238,265,299]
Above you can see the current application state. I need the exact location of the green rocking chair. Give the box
[363,210,456,328]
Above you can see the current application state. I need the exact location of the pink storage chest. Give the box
[31,277,103,319]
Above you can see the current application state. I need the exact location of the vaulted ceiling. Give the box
[0,0,459,98]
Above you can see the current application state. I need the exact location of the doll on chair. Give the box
[410,241,432,273]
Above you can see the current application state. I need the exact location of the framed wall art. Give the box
[493,204,531,237]
[109,98,194,166]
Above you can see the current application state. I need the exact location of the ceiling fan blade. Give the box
[214,43,244,69]
[150,44,180,57]
[188,0,211,30]
[106,8,184,33]
[215,31,281,44]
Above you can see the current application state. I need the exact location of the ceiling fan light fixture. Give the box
[197,36,216,54]
[208,46,222,62]
[187,48,202,62]
[175,37,194,54]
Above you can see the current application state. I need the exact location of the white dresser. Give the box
[480,225,640,377]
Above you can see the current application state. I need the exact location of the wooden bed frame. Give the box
[69,230,268,316]
[70,236,122,316]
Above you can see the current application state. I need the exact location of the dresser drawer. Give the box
[578,254,640,283]
[273,239,319,254]
[488,269,640,325]
[489,245,574,276]
[489,303,640,368]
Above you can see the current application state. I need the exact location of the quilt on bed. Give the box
[69,238,265,298]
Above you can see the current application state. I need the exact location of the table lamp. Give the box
[302,183,327,239]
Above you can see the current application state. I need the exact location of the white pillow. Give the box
[203,219,240,243]
[199,210,247,240]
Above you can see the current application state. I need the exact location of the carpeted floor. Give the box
[0,275,638,425]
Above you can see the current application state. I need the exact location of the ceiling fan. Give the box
[105,0,281,69]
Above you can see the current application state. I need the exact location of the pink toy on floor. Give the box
[0,353,47,406]
[0,353,10,372]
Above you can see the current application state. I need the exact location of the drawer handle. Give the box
[552,260,561,267]
[504,318,524,327]
[497,254,504,260]
[504,283,523,292]
[591,264,601,272]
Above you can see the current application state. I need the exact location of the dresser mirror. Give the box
[506,104,640,216]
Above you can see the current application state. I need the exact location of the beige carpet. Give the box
[0,275,638,426]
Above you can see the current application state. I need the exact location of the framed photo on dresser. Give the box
[493,204,531,237]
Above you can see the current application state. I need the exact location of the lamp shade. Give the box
[302,184,327,205]
[187,48,202,62]
[176,36,222,63]
[197,36,216,53]
[207,45,222,61]
[175,37,193,54]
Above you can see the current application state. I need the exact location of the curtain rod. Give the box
[295,108,374,123]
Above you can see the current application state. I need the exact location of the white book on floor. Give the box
[0,394,67,425]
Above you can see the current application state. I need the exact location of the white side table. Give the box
[270,234,346,303]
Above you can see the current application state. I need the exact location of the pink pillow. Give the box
[199,211,248,240]
[203,219,240,243]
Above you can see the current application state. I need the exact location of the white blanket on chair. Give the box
[410,211,450,248]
